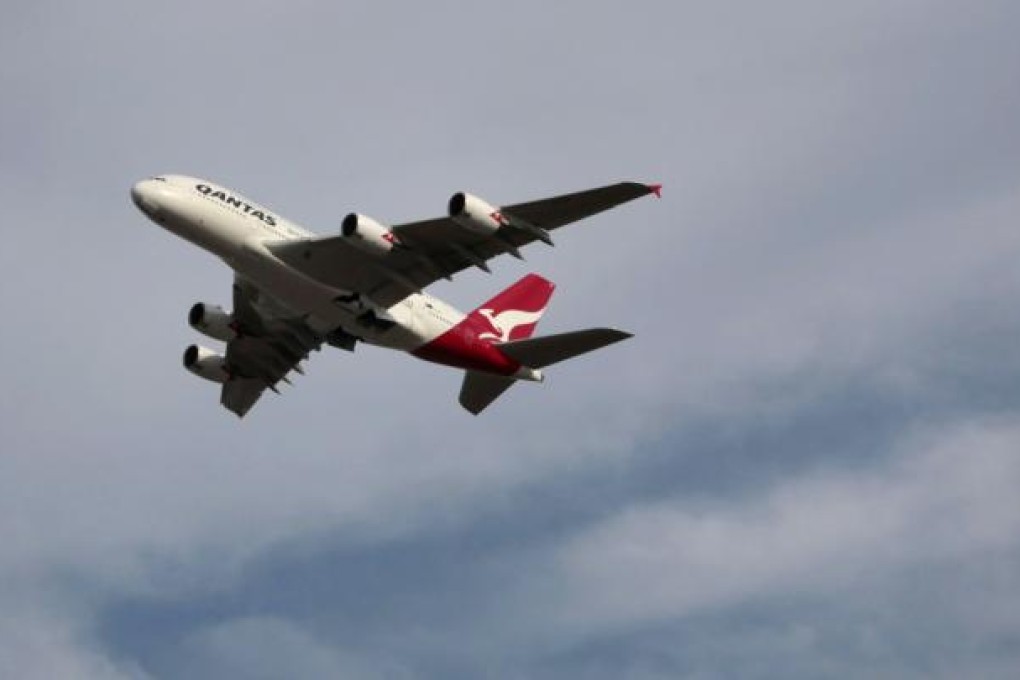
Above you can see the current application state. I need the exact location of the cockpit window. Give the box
[151,176,167,182]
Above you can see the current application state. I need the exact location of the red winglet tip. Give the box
[648,183,663,198]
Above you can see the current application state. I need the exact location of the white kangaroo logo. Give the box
[477,307,546,342]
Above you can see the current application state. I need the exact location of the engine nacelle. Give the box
[341,213,398,256]
[189,303,237,341]
[448,192,508,235]
[183,344,230,384]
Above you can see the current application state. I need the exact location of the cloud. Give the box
[546,417,1020,635]
[89,408,1020,679]
[0,608,146,680]
[174,617,410,680]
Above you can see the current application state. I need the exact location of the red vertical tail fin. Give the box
[468,273,555,344]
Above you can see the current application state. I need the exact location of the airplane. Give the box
[130,174,660,416]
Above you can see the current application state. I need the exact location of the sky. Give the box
[1,1,1019,677]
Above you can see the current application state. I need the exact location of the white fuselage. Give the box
[131,174,463,352]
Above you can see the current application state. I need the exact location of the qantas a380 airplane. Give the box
[131,174,660,416]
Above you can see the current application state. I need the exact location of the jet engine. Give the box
[448,192,507,235]
[188,303,237,341]
[341,213,398,256]
[183,344,230,383]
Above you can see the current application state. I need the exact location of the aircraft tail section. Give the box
[458,328,632,415]
[467,273,555,343]
[498,328,632,368]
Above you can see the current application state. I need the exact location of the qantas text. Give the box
[195,184,277,226]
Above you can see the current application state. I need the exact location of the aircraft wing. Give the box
[266,181,659,308]
[220,276,323,417]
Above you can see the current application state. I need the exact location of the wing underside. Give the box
[219,277,323,417]
[266,181,658,307]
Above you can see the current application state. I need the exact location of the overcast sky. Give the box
[2,1,1020,678]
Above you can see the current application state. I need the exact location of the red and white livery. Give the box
[131,175,659,416]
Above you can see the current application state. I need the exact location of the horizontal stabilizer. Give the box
[460,371,517,415]
[498,328,632,368]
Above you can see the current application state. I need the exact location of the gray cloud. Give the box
[546,418,1020,631]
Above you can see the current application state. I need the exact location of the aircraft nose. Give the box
[130,180,148,209]
[131,179,162,217]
